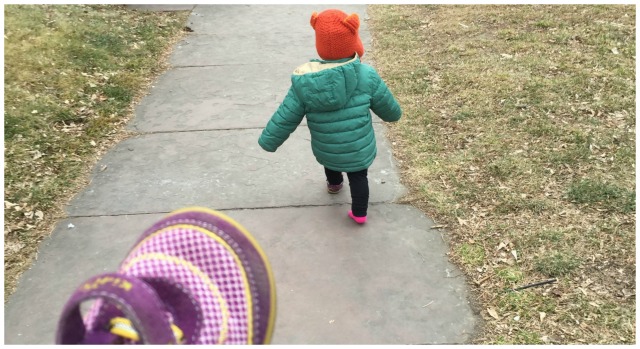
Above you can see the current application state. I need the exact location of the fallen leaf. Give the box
[32,150,43,160]
[511,250,518,261]
[5,241,25,254]
[487,307,501,320]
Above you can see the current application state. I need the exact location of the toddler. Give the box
[258,9,402,224]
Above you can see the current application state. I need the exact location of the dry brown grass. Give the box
[4,5,190,300]
[368,4,635,344]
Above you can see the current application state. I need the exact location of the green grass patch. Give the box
[457,243,485,266]
[4,4,190,299]
[496,267,525,284]
[534,252,581,277]
[567,179,635,213]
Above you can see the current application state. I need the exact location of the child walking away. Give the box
[258,9,402,224]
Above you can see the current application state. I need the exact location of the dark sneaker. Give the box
[327,182,343,194]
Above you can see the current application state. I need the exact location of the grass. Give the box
[368,4,635,344]
[4,5,190,299]
[567,179,635,213]
[534,252,581,277]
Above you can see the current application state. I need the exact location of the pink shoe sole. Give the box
[348,210,367,224]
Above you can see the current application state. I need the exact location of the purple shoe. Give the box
[327,182,343,194]
[56,207,276,345]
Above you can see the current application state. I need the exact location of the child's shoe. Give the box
[348,210,367,224]
[327,182,343,194]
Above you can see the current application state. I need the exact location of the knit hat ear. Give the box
[310,12,319,29]
[342,13,360,34]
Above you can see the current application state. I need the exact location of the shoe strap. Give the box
[56,273,177,344]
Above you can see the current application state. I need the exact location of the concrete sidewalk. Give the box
[4,5,479,344]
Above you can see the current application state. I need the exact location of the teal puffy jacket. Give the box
[258,55,402,172]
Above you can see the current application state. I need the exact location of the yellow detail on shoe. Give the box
[109,317,184,344]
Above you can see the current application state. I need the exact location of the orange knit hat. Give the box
[310,9,365,61]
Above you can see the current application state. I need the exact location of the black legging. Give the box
[325,167,369,217]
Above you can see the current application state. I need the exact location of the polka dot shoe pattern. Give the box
[57,207,276,345]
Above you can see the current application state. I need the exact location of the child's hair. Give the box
[310,9,364,60]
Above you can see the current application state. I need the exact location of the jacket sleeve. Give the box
[258,85,305,152]
[370,72,402,122]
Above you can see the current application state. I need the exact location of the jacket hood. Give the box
[291,55,360,113]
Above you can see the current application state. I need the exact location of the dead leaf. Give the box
[32,150,43,160]
[511,250,518,261]
[5,241,25,254]
[457,217,468,226]
[487,307,501,320]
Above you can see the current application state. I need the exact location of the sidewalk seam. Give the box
[172,63,278,68]
[65,201,394,219]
